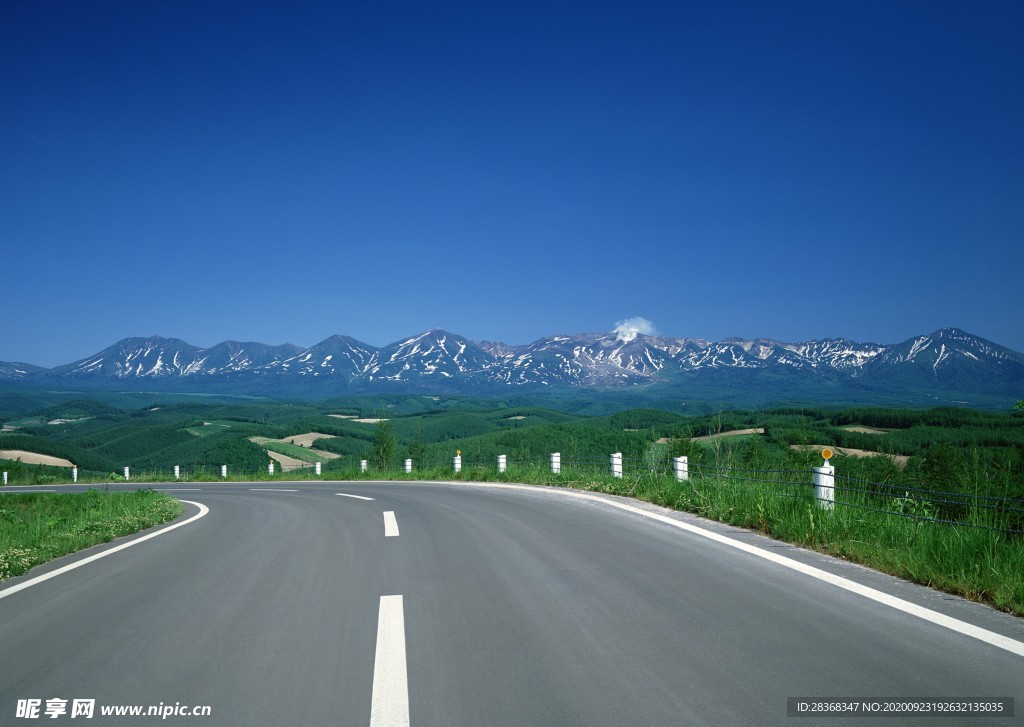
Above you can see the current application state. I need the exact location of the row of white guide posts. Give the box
[536,453,690,479]
[5,452,833,499]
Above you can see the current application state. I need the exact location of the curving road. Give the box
[1,480,1022,726]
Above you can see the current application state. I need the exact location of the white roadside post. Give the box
[360,459,368,473]
[268,462,274,476]
[72,466,78,483]
[404,458,412,474]
[174,465,180,480]
[2,471,6,485]
[453,452,462,473]
[221,465,228,479]
[813,448,836,510]
[550,452,561,474]
[123,466,130,481]
[498,454,507,473]
[673,456,689,481]
[315,461,322,476]
[611,452,623,478]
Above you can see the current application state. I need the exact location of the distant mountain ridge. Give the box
[2,327,1022,407]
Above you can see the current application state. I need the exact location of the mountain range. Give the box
[2,327,1022,408]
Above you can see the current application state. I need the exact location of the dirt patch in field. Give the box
[790,444,909,467]
[691,428,765,442]
[329,414,358,419]
[841,426,890,434]
[266,451,311,472]
[284,432,336,447]
[352,418,388,424]
[0,450,75,467]
[249,435,341,463]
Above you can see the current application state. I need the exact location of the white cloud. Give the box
[613,317,657,343]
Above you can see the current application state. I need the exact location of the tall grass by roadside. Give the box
[0,490,183,581]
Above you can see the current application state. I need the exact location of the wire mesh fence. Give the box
[4,452,1023,535]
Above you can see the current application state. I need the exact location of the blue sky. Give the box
[2,1,1022,367]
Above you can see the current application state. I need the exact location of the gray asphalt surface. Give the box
[1,481,1022,726]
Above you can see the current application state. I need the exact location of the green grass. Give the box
[261,441,330,463]
[184,421,236,437]
[0,490,184,581]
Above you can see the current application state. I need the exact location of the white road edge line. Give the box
[370,594,409,727]
[446,481,1024,659]
[383,511,400,537]
[249,488,299,492]
[0,500,210,602]
[336,493,375,501]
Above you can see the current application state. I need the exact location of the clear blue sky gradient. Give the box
[2,1,1022,367]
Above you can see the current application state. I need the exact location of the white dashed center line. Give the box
[383,511,400,538]
[370,595,409,727]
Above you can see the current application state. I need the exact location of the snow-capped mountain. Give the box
[46,337,305,380]
[3,327,1022,406]
[365,330,496,382]
[0,360,46,380]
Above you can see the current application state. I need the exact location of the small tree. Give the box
[372,418,396,469]
[406,424,427,466]
[667,426,704,466]
[1015,400,1024,415]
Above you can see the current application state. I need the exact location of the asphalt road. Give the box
[1,480,1023,726]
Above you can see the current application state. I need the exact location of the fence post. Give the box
[174,465,180,480]
[124,466,130,481]
[498,454,507,473]
[550,452,561,474]
[360,459,368,473]
[72,466,78,483]
[611,452,623,478]
[673,456,689,481]
[404,458,412,473]
[453,455,462,473]
[813,465,835,510]
[221,465,228,479]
